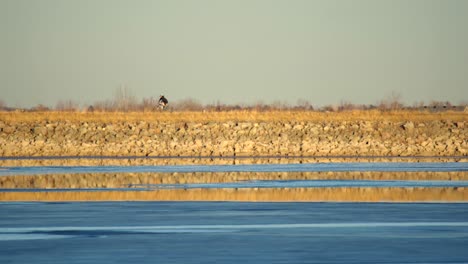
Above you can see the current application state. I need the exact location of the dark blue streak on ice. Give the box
[3,222,468,240]
[131,179,468,189]
[1,162,467,176]
[1,202,468,264]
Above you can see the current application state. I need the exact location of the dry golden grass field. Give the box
[1,110,466,123]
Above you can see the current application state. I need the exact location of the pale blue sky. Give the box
[1,0,467,108]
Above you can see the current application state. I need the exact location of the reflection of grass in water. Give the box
[1,110,466,123]
[1,157,466,167]
[1,187,467,202]
[1,171,467,189]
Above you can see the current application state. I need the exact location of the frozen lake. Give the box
[1,202,468,263]
[1,157,468,262]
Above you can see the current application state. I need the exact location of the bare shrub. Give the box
[412,101,425,108]
[172,98,204,111]
[295,99,313,110]
[252,101,272,112]
[92,99,114,112]
[321,104,337,112]
[0,99,5,110]
[27,90,466,113]
[205,101,234,112]
[429,101,451,108]
[271,100,289,111]
[55,100,79,112]
[378,91,403,111]
[31,104,50,111]
[141,97,159,112]
[338,101,356,111]
[113,86,138,111]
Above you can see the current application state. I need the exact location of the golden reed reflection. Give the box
[1,187,467,202]
[1,157,466,167]
[1,171,467,189]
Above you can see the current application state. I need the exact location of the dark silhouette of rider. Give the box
[158,95,168,109]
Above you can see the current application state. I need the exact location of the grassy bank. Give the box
[1,110,466,123]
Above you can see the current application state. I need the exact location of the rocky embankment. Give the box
[0,119,466,156]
